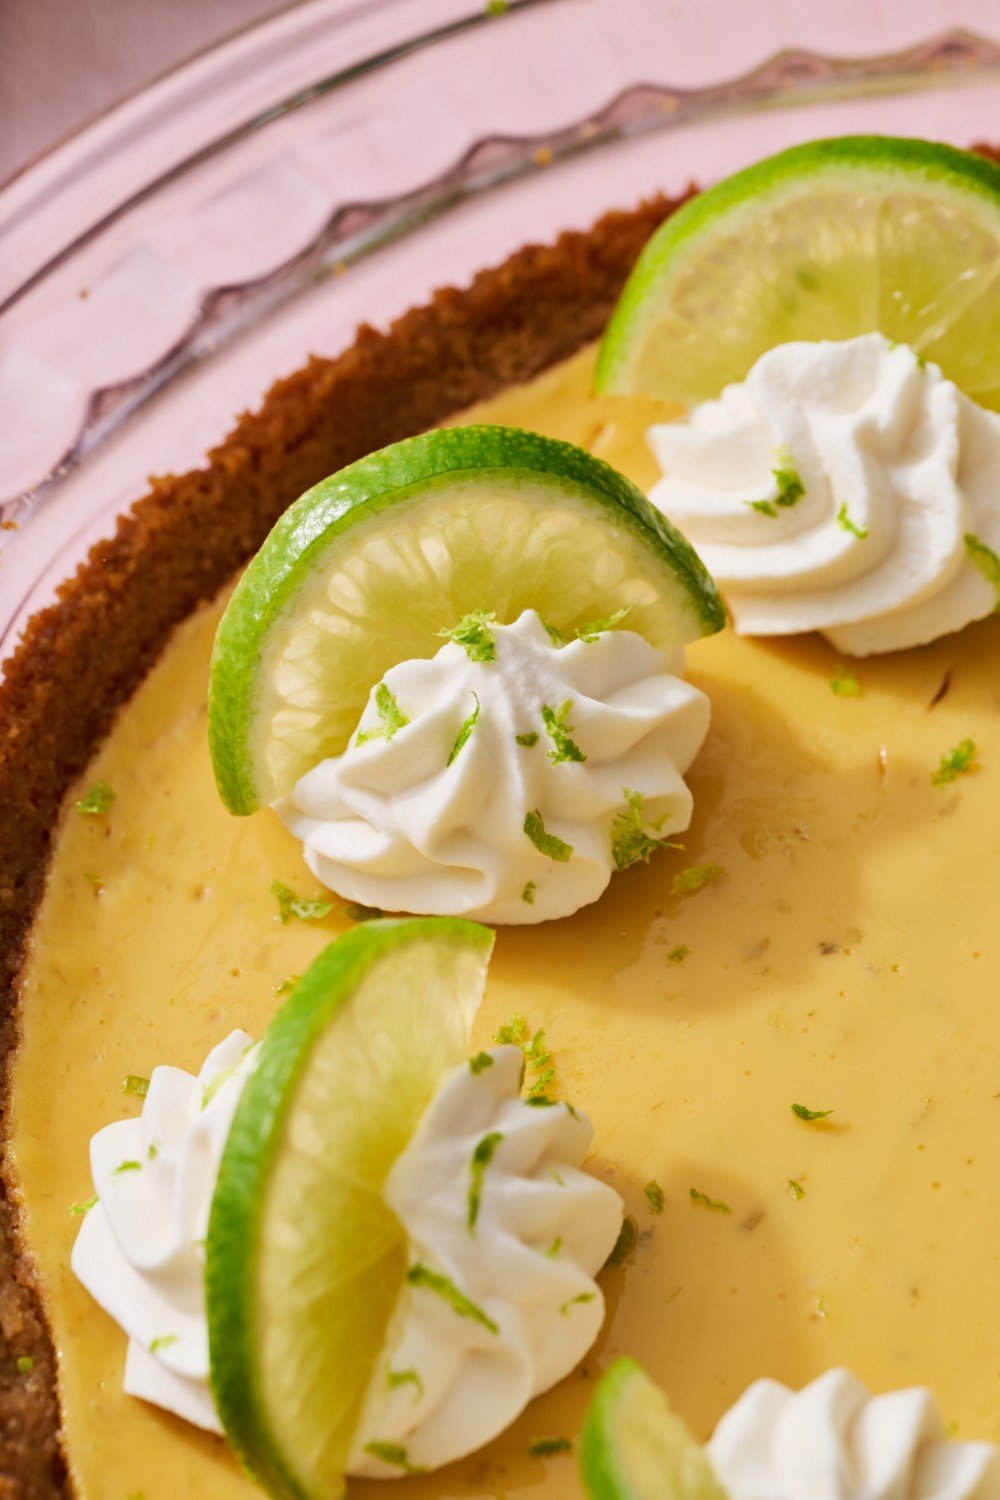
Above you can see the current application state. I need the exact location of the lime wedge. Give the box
[580,1359,729,1500]
[208,425,724,813]
[206,917,494,1500]
[597,135,1000,408]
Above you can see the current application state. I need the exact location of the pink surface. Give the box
[4,0,1000,658]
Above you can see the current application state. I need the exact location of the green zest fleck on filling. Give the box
[787,1178,806,1200]
[75,780,116,815]
[467,1131,504,1232]
[931,738,978,787]
[120,1074,149,1098]
[469,1051,493,1075]
[271,880,333,924]
[542,700,587,764]
[438,609,497,662]
[529,1436,573,1458]
[273,974,300,997]
[831,665,860,697]
[836,503,869,539]
[406,1264,499,1333]
[113,1159,141,1175]
[447,692,480,766]
[356,682,410,746]
[610,788,680,872]
[148,1334,178,1355]
[559,1292,595,1316]
[495,1014,559,1098]
[387,1367,425,1403]
[645,1179,665,1214]
[672,861,722,896]
[363,1441,426,1475]
[965,532,1000,608]
[521,881,537,904]
[546,1236,563,1257]
[666,945,689,965]
[576,606,631,642]
[689,1187,732,1214]
[791,1103,834,1122]
[515,731,539,747]
[16,1356,33,1375]
[524,809,573,862]
[70,1195,98,1216]
[606,1214,638,1267]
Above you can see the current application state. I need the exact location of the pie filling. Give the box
[12,345,1000,1496]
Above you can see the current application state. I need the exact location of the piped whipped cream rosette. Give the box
[648,334,1000,656]
[275,609,710,925]
[580,1358,1000,1500]
[71,919,623,1495]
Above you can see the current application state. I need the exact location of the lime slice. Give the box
[579,1359,729,1500]
[206,916,494,1500]
[597,135,1000,408]
[209,424,724,813]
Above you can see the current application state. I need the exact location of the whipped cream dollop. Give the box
[349,1046,623,1475]
[71,1030,257,1431]
[275,609,709,925]
[707,1368,1000,1500]
[648,334,1000,655]
[73,1035,622,1475]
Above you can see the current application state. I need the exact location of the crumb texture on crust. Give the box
[0,192,682,1496]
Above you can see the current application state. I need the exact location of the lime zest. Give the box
[387,1367,424,1403]
[75,780,116,816]
[437,609,497,662]
[467,1131,504,1232]
[791,1103,834,1121]
[148,1334,178,1355]
[667,945,689,965]
[560,1291,595,1316]
[406,1263,499,1334]
[524,809,573,862]
[356,682,410,747]
[521,880,537,904]
[362,1441,426,1475]
[836,503,869,540]
[113,1159,141,1175]
[447,692,480,766]
[577,606,632,642]
[120,1074,150,1098]
[645,1180,665,1214]
[787,1178,806,1200]
[70,1194,98,1216]
[689,1187,731,1213]
[965,532,1000,608]
[270,879,334,925]
[546,1236,563,1257]
[542,700,587,764]
[16,1356,33,1375]
[516,731,539,746]
[469,1051,494,1075]
[672,861,722,895]
[541,618,567,647]
[611,788,681,872]
[831,665,861,697]
[931,737,978,786]
[273,974,300,997]
[529,1436,573,1458]
[772,446,805,508]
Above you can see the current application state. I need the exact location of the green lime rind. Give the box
[208,424,725,815]
[579,1358,729,1500]
[597,135,1000,404]
[206,917,494,1500]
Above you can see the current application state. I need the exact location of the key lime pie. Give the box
[6,134,1000,1499]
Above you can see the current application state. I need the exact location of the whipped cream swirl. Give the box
[72,1035,622,1475]
[648,334,1000,656]
[708,1368,1000,1500]
[71,1030,257,1432]
[349,1045,623,1475]
[276,609,709,924]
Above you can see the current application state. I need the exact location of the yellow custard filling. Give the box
[12,346,1000,1498]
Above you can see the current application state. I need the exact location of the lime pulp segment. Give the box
[208,424,724,814]
[596,135,1000,408]
[579,1359,728,1500]
[206,917,495,1500]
